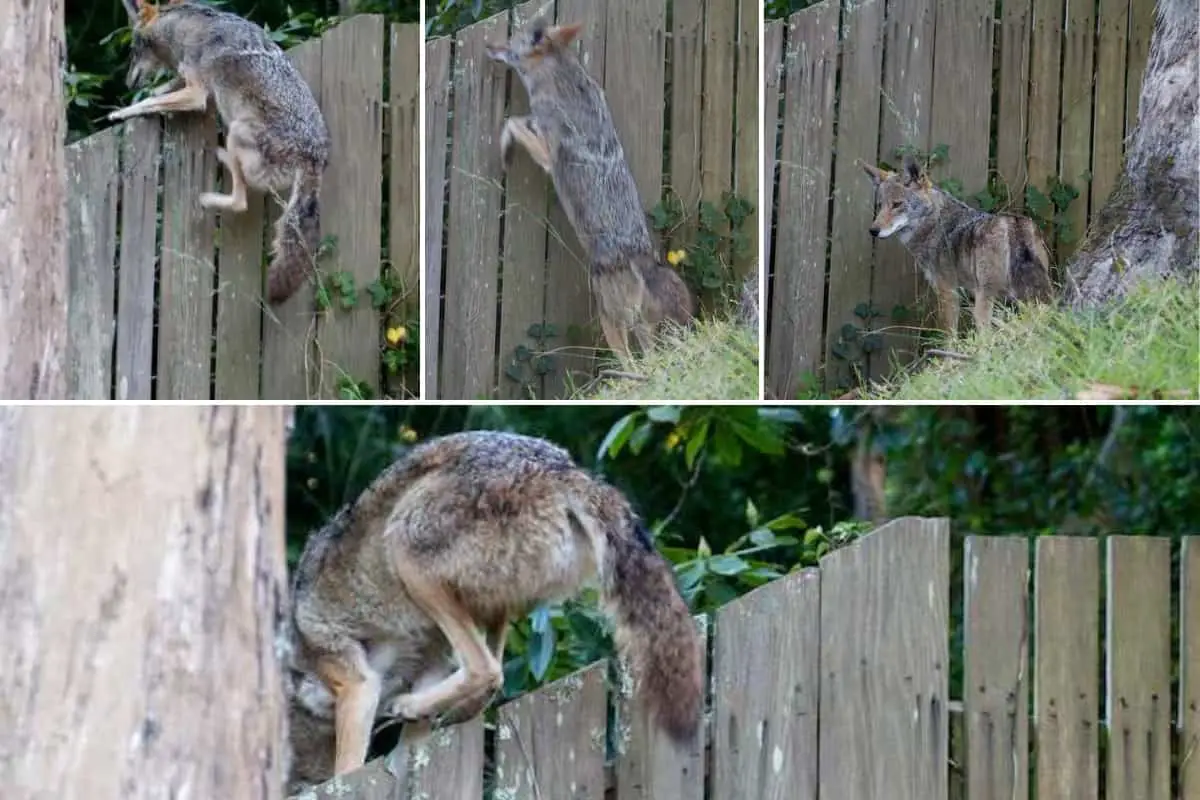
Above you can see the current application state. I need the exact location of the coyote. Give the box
[109,0,330,304]
[486,14,695,367]
[861,156,1054,335]
[283,430,703,789]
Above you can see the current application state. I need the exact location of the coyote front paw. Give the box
[384,692,431,722]
[108,108,132,122]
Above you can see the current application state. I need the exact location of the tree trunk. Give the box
[0,0,67,398]
[0,407,289,799]
[1065,0,1199,308]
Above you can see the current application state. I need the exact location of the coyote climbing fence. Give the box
[765,0,1157,398]
[64,16,420,401]
[302,518,1199,800]
[425,0,760,400]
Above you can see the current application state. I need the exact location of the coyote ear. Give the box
[546,22,583,49]
[859,160,890,186]
[137,2,160,26]
[902,155,929,188]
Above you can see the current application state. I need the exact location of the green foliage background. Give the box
[286,405,1199,705]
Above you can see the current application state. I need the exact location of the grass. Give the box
[872,277,1199,400]
[582,316,760,401]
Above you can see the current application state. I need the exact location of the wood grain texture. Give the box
[930,0,993,192]
[761,20,784,285]
[963,536,1030,800]
[387,23,421,399]
[826,0,885,390]
[441,13,507,399]
[732,0,759,279]
[0,406,288,799]
[1181,537,1200,799]
[213,159,266,401]
[1034,536,1099,800]
[1057,0,1096,259]
[712,570,819,800]
[1105,536,1171,800]
[541,0,607,399]
[872,0,935,380]
[114,119,161,400]
[818,517,950,800]
[158,110,218,400]
[669,0,705,253]
[996,0,1033,207]
[423,35,452,398]
[316,14,385,398]
[65,128,119,400]
[605,0,666,206]
[615,616,707,800]
[262,39,322,401]
[495,662,607,800]
[496,2,551,400]
[1026,0,1064,251]
[1090,0,1130,221]
[1124,0,1156,137]
[766,2,838,399]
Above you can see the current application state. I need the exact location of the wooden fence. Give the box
[764,0,1157,397]
[300,518,1199,799]
[425,0,759,400]
[64,16,420,400]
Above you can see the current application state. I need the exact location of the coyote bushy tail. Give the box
[269,166,324,303]
[597,510,703,742]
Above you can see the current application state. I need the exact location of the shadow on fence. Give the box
[65,15,421,400]
[298,517,1199,799]
[425,0,759,400]
[764,0,1156,398]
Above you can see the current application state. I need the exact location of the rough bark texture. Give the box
[1066,0,1199,308]
[0,0,68,398]
[0,407,289,799]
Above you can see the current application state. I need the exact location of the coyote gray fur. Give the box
[284,430,703,790]
[485,14,695,367]
[861,156,1054,335]
[109,0,330,304]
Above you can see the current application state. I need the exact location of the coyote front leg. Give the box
[501,116,553,173]
[934,282,960,338]
[972,290,995,331]
[107,77,208,121]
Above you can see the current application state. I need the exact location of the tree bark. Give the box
[0,0,68,398]
[1065,0,1199,308]
[0,407,289,799]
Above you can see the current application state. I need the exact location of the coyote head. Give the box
[119,0,181,88]
[860,156,935,242]
[485,10,583,72]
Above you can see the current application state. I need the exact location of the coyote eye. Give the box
[531,28,544,45]
[890,200,903,210]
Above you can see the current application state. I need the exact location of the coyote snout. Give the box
[860,156,1054,336]
[486,13,694,367]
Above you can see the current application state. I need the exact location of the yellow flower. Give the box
[665,431,681,451]
[386,325,408,345]
[666,249,687,266]
[399,426,419,443]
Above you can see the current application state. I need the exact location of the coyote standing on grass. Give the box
[108,0,330,304]
[283,431,703,789]
[861,156,1054,336]
[485,14,695,367]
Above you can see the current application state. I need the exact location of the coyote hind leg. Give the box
[315,645,383,776]
[501,116,552,173]
[199,148,249,212]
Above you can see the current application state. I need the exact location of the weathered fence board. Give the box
[1105,536,1171,799]
[423,35,452,399]
[761,20,783,282]
[765,4,837,399]
[442,14,506,400]
[1034,536,1099,800]
[262,39,322,402]
[826,0,884,390]
[1182,537,1200,799]
[316,15,384,398]
[65,19,419,400]
[66,128,119,400]
[765,0,1154,394]
[1125,0,1156,137]
[818,517,950,800]
[495,663,608,800]
[429,0,756,398]
[616,616,707,800]
[388,22,421,398]
[963,536,1030,800]
[713,570,819,800]
[408,719,486,798]
[158,111,218,400]
[114,119,160,400]
[733,0,759,277]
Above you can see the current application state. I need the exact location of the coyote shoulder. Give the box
[109,0,330,304]
[284,430,703,791]
[861,156,1054,335]
[486,14,695,367]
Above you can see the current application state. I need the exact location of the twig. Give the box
[599,369,649,382]
[927,348,973,361]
